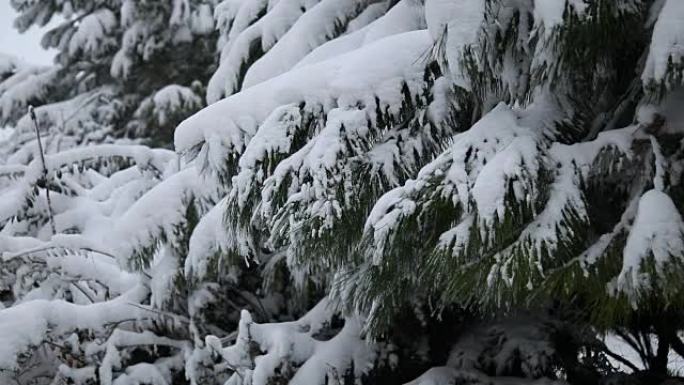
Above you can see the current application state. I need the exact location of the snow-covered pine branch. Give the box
[2,0,684,384]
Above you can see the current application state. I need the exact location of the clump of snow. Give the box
[68,9,117,57]
[260,107,369,224]
[642,0,684,85]
[617,189,684,295]
[424,0,484,85]
[0,143,176,227]
[365,103,544,263]
[152,85,203,126]
[214,0,270,60]
[108,167,200,264]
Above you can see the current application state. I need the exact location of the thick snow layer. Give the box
[471,135,540,223]
[242,0,380,88]
[295,0,425,68]
[207,0,323,102]
[618,189,684,294]
[176,30,433,170]
[346,2,388,32]
[149,246,180,308]
[642,0,684,84]
[0,136,208,377]
[2,234,137,295]
[236,105,301,179]
[550,126,636,173]
[214,0,270,62]
[424,0,484,83]
[289,318,375,385]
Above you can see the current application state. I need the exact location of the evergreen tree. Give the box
[1,1,684,385]
[1,0,217,156]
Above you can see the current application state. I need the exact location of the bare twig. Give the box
[70,282,96,304]
[3,244,118,261]
[126,302,191,325]
[597,339,641,373]
[28,105,56,235]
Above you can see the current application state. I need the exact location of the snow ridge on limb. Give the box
[207,0,415,104]
[295,0,425,68]
[185,196,243,281]
[207,0,326,103]
[617,189,684,298]
[424,0,485,88]
[242,0,387,89]
[176,30,433,179]
[643,0,684,94]
[0,142,218,272]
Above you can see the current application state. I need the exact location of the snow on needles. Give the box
[618,189,684,296]
[242,0,382,88]
[643,0,684,85]
[176,30,433,169]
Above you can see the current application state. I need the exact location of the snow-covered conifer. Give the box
[2,1,684,384]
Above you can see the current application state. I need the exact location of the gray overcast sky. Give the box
[0,2,56,65]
